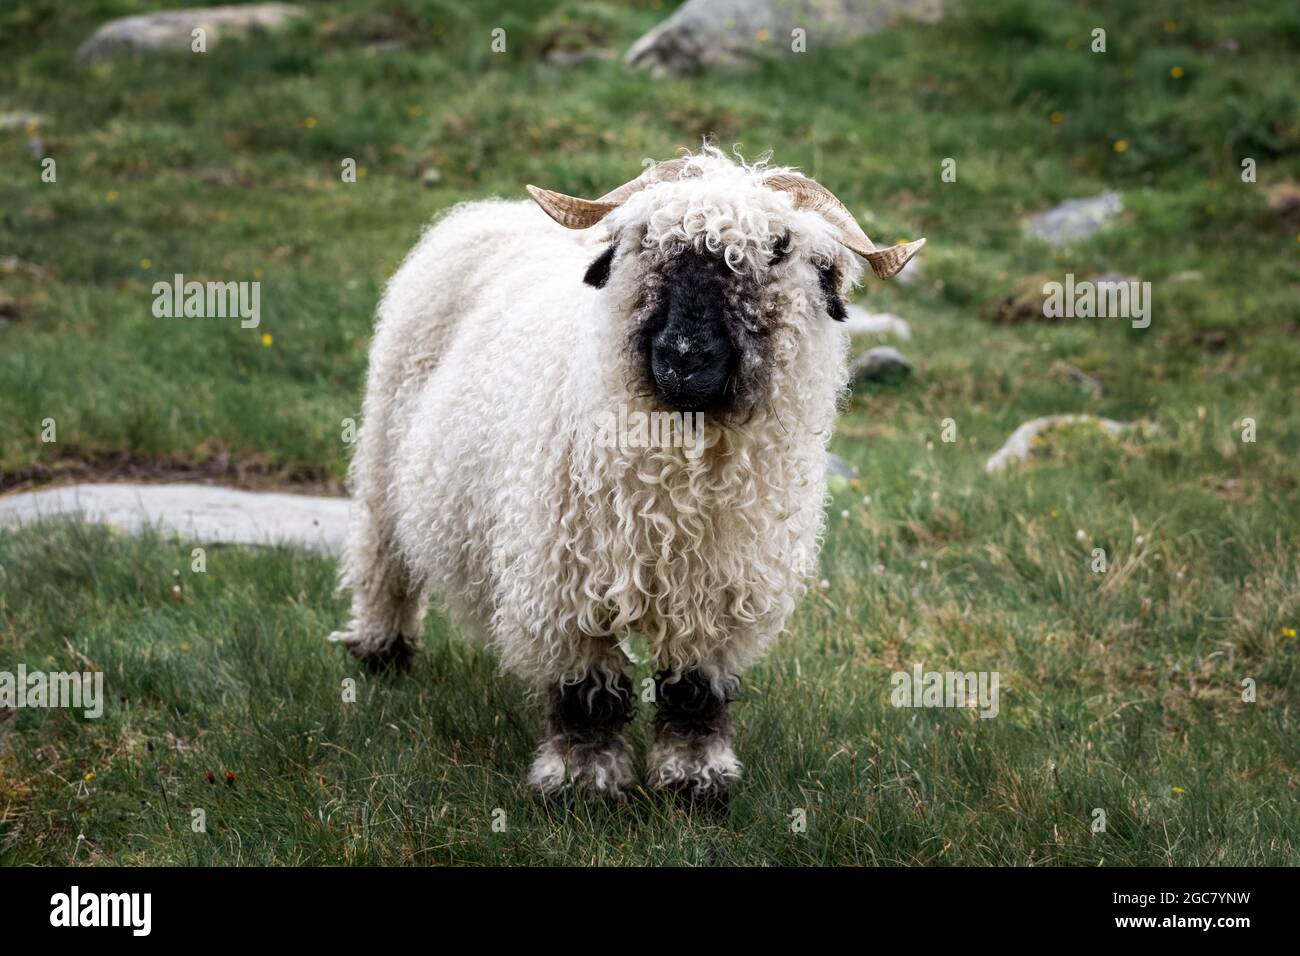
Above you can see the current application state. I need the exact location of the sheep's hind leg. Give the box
[529,671,635,800]
[646,670,742,802]
[330,511,426,672]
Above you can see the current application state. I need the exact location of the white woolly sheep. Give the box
[331,147,924,800]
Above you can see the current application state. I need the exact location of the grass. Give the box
[1,0,1298,865]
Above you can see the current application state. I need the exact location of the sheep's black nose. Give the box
[649,328,734,413]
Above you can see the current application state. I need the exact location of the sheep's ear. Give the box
[817,264,847,321]
[583,244,616,288]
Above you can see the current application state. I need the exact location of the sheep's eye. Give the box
[817,264,847,322]
[769,232,791,267]
[583,243,616,288]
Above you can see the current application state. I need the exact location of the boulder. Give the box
[75,4,303,63]
[625,0,946,76]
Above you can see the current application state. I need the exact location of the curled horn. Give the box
[527,159,690,230]
[764,173,925,280]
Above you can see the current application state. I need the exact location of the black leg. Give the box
[529,671,635,798]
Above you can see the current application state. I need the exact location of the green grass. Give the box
[1,0,1299,864]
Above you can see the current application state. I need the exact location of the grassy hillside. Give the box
[1,0,1297,864]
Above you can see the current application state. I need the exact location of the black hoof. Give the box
[663,780,732,813]
[353,634,417,673]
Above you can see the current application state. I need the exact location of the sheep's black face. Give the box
[610,246,770,419]
[643,250,739,413]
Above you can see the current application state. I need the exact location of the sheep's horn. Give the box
[764,173,926,280]
[527,159,689,230]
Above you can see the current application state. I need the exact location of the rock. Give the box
[826,452,859,493]
[0,256,51,278]
[537,3,619,66]
[985,415,1132,474]
[984,271,1147,325]
[1048,361,1104,396]
[1024,191,1123,246]
[981,273,1053,324]
[842,303,911,339]
[0,704,14,756]
[0,294,30,325]
[625,0,946,76]
[0,483,352,555]
[75,4,304,63]
[827,453,858,481]
[851,346,912,386]
[1266,182,1300,226]
[826,452,857,486]
[0,112,46,131]
[547,47,615,66]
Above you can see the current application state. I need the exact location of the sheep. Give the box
[330,147,924,799]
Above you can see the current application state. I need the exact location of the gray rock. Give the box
[851,346,912,386]
[827,453,858,481]
[547,47,616,66]
[75,4,304,63]
[0,483,352,555]
[1024,191,1123,246]
[1048,361,1104,396]
[842,303,911,339]
[0,256,51,278]
[625,0,946,76]
[0,112,46,131]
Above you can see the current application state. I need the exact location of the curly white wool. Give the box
[335,149,858,694]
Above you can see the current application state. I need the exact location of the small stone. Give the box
[0,111,47,131]
[1024,191,1123,246]
[850,346,912,387]
[842,304,911,339]
[1048,360,1104,396]
[827,453,858,481]
[1265,182,1300,225]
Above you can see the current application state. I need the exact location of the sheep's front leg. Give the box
[529,671,635,800]
[646,670,742,800]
